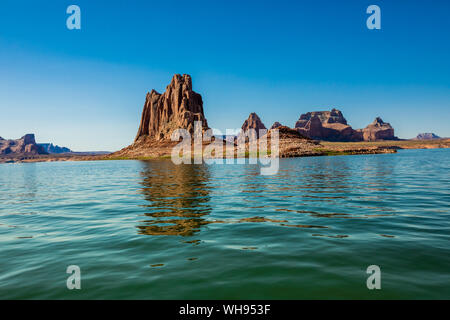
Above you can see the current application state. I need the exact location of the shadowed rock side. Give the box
[0,134,47,155]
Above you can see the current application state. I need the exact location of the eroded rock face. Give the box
[238,113,267,141]
[295,108,362,141]
[0,134,47,155]
[362,117,396,141]
[135,74,209,142]
[295,108,348,128]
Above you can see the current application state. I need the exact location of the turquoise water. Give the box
[0,149,449,299]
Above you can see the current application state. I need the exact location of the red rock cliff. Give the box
[295,108,362,141]
[361,117,396,141]
[135,74,209,141]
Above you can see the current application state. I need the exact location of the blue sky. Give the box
[0,0,449,151]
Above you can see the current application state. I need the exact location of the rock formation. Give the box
[270,122,282,130]
[38,143,72,154]
[294,109,396,142]
[296,108,348,127]
[238,112,267,141]
[0,134,47,155]
[134,74,208,142]
[259,126,321,157]
[414,133,441,140]
[295,108,362,141]
[112,76,405,160]
[361,117,396,141]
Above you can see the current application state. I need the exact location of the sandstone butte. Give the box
[294,108,397,142]
[113,74,209,158]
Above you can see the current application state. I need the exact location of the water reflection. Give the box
[135,156,400,238]
[137,161,212,236]
[19,163,38,200]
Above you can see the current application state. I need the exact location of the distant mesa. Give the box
[414,133,441,140]
[0,134,77,158]
[0,134,47,155]
[38,143,72,154]
[134,74,209,142]
[294,108,396,142]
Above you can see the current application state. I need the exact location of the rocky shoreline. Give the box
[2,138,450,164]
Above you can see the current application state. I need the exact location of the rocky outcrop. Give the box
[38,143,72,154]
[414,133,441,140]
[362,117,396,141]
[134,74,208,142]
[259,126,322,157]
[294,109,396,142]
[270,122,282,130]
[0,134,47,155]
[238,113,267,141]
[295,108,362,141]
[295,108,348,127]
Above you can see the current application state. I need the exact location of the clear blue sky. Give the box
[0,0,449,151]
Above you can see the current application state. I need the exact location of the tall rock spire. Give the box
[135,74,209,141]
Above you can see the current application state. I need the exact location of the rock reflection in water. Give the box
[137,161,212,236]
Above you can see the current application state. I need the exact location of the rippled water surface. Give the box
[0,149,449,299]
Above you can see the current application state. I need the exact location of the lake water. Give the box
[0,149,449,299]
